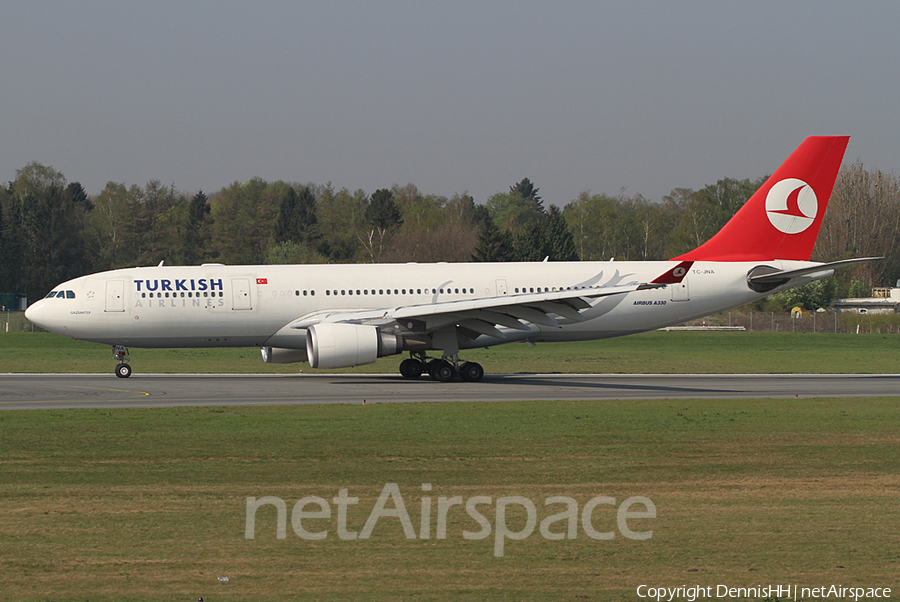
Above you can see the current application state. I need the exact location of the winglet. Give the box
[651,261,693,284]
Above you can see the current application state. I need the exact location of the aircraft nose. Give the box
[25,302,43,327]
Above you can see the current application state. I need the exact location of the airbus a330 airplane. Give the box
[26,136,875,381]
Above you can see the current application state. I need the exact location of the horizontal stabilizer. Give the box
[749,257,882,285]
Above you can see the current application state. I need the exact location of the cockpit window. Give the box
[66,290,75,299]
[45,291,58,298]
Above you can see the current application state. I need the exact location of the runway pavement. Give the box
[1,373,898,410]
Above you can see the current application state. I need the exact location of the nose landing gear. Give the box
[113,345,132,378]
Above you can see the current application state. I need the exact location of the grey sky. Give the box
[3,1,899,206]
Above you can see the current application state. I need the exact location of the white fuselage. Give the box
[26,259,815,352]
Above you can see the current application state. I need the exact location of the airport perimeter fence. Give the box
[679,310,900,335]
[2,311,38,333]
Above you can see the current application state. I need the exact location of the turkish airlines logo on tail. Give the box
[651,261,693,284]
[765,178,817,234]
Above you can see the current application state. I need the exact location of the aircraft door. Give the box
[496,279,508,296]
[670,277,690,302]
[232,278,252,310]
[105,280,125,312]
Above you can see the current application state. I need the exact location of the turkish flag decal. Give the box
[256,278,268,285]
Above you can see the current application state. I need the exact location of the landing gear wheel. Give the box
[115,363,132,379]
[460,362,484,382]
[399,358,424,379]
[429,360,455,382]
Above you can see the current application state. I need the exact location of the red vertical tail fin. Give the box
[673,136,849,262]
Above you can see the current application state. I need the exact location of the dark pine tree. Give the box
[184,190,210,264]
[366,188,403,231]
[3,197,24,293]
[512,220,548,262]
[472,218,515,262]
[65,182,93,211]
[361,188,403,262]
[510,177,545,214]
[0,198,5,292]
[293,186,319,245]
[545,205,578,261]
[274,187,299,243]
[20,184,90,299]
[274,186,319,247]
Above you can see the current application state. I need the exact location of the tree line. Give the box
[2,161,899,306]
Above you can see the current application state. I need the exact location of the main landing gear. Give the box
[113,345,132,378]
[399,353,484,382]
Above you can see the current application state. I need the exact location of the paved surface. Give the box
[1,373,898,410]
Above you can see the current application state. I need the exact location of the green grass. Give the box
[2,329,899,374]
[1,399,898,600]
[2,328,898,599]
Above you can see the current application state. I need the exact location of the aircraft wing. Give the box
[286,261,693,339]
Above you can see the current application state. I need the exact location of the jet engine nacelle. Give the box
[306,323,403,369]
[260,347,308,364]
